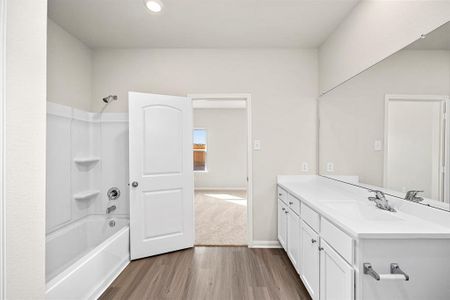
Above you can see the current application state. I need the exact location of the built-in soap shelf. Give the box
[74,157,101,165]
[73,190,100,200]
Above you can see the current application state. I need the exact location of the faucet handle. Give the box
[410,190,424,196]
[369,190,385,199]
[405,190,424,202]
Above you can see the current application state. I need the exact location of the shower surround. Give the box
[46,102,130,298]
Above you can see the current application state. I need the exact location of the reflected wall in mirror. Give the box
[319,21,450,211]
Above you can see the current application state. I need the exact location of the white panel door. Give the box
[129,92,194,260]
[320,241,353,300]
[301,221,320,300]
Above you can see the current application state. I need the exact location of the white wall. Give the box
[319,50,450,186]
[47,19,92,110]
[194,108,247,189]
[100,113,129,216]
[92,49,318,242]
[5,0,47,298]
[319,0,450,94]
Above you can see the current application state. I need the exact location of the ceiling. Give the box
[406,21,450,50]
[48,0,360,49]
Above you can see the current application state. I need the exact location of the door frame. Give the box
[188,93,253,246]
[384,94,450,203]
[0,0,5,296]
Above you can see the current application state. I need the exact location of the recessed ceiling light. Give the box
[145,0,163,13]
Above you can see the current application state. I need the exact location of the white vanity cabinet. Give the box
[277,176,450,300]
[277,184,355,300]
[320,241,354,300]
[286,199,301,272]
[277,198,288,250]
[278,187,301,272]
[300,220,320,299]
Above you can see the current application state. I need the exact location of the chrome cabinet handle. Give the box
[131,181,139,188]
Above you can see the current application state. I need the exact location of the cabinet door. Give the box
[301,221,320,300]
[320,241,354,300]
[287,210,301,273]
[277,199,288,250]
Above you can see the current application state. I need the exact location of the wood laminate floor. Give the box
[99,247,311,300]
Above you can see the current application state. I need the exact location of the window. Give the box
[193,129,207,171]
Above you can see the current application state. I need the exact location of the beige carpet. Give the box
[195,190,247,246]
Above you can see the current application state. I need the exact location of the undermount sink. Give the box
[322,201,403,222]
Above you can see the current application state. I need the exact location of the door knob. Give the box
[131,181,139,188]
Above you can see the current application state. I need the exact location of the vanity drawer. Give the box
[277,186,288,204]
[320,218,353,264]
[287,194,300,215]
[301,204,320,232]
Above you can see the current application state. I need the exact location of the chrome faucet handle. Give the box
[405,190,424,202]
[368,190,396,212]
[370,189,385,198]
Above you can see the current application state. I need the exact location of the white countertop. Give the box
[277,175,450,239]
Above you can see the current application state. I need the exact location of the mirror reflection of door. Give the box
[384,95,448,203]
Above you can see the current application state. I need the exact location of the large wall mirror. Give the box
[319,21,450,211]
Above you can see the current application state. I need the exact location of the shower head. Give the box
[103,95,118,103]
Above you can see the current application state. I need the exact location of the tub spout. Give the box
[106,205,116,214]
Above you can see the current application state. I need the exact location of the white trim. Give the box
[193,99,246,109]
[249,240,282,248]
[189,93,253,246]
[0,0,5,297]
[194,187,247,191]
[384,94,450,203]
[89,259,129,300]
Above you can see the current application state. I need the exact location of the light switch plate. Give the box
[253,140,261,151]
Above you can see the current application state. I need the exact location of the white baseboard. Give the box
[249,240,282,248]
[195,187,247,191]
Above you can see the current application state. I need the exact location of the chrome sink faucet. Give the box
[404,190,424,203]
[368,190,396,212]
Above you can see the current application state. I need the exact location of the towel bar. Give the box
[363,263,409,281]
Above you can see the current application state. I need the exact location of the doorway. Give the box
[384,94,449,203]
[190,94,252,246]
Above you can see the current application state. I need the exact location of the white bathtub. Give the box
[46,215,130,299]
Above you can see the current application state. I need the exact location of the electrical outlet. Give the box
[374,140,382,151]
[253,140,261,151]
[326,162,334,172]
[302,162,309,172]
